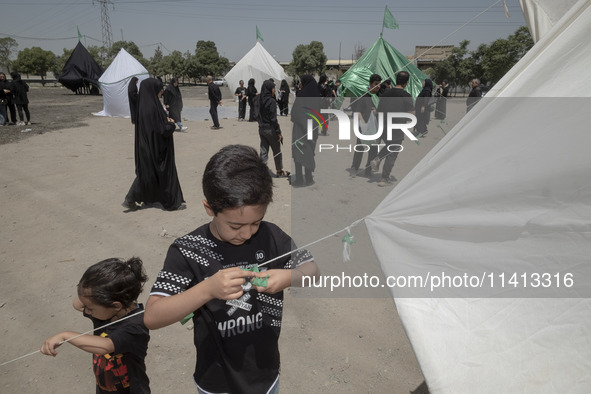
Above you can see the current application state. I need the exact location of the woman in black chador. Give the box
[163,78,187,131]
[246,78,258,122]
[290,75,320,187]
[127,76,139,125]
[278,79,290,116]
[258,79,289,178]
[414,78,433,137]
[123,78,184,211]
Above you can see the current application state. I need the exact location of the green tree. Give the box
[193,40,229,79]
[106,40,147,68]
[432,40,471,91]
[479,26,533,84]
[163,50,186,80]
[148,46,165,77]
[12,47,57,83]
[0,37,18,73]
[184,51,201,83]
[87,45,108,70]
[433,27,534,90]
[290,41,327,75]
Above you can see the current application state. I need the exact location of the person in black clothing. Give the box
[207,75,222,129]
[41,257,151,394]
[0,72,16,125]
[414,78,433,137]
[246,78,258,122]
[278,79,290,116]
[371,71,415,187]
[9,72,30,126]
[350,73,382,178]
[317,74,331,136]
[123,78,185,211]
[127,77,139,125]
[0,74,9,125]
[435,79,449,119]
[163,78,187,131]
[258,79,289,178]
[234,80,247,121]
[291,74,321,187]
[466,78,482,112]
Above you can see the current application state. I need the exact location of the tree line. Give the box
[430,26,534,91]
[0,26,532,88]
[0,37,330,84]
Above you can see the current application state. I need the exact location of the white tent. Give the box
[94,48,149,118]
[223,42,289,93]
[365,0,591,392]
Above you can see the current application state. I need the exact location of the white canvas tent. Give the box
[364,0,591,392]
[223,42,289,94]
[94,48,149,118]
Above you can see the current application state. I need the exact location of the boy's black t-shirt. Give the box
[85,305,150,394]
[150,221,313,394]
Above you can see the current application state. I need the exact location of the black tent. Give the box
[57,42,103,94]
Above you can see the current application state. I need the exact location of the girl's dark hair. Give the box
[202,144,273,215]
[78,257,148,309]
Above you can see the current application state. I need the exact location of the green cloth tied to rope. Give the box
[242,265,269,287]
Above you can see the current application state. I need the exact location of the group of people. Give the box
[347,73,455,186]
[247,74,337,187]
[35,71,487,394]
[42,144,320,394]
[234,78,292,123]
[0,71,31,126]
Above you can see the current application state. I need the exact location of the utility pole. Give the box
[94,0,114,48]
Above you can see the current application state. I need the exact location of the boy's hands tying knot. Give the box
[252,269,291,294]
[208,267,254,300]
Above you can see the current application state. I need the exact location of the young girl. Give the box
[41,257,151,393]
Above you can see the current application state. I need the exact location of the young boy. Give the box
[144,144,319,394]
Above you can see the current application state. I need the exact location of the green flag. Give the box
[256,25,264,42]
[383,5,399,30]
[77,26,82,41]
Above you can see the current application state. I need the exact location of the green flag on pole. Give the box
[383,5,399,30]
[77,26,82,41]
[256,25,264,42]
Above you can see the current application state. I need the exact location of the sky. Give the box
[0,0,527,63]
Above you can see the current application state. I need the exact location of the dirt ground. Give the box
[0,85,467,393]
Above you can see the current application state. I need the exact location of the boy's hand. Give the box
[252,269,291,294]
[41,333,67,357]
[208,267,254,300]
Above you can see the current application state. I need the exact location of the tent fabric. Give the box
[364,0,591,392]
[338,36,429,98]
[94,48,149,118]
[519,0,579,42]
[223,42,289,96]
[57,42,103,93]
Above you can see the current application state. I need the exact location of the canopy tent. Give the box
[364,0,591,392]
[93,48,149,118]
[57,42,103,94]
[339,36,429,98]
[223,42,289,94]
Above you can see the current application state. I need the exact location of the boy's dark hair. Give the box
[78,257,148,309]
[369,73,382,85]
[395,71,410,86]
[202,144,273,215]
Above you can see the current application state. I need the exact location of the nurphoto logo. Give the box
[305,109,418,153]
